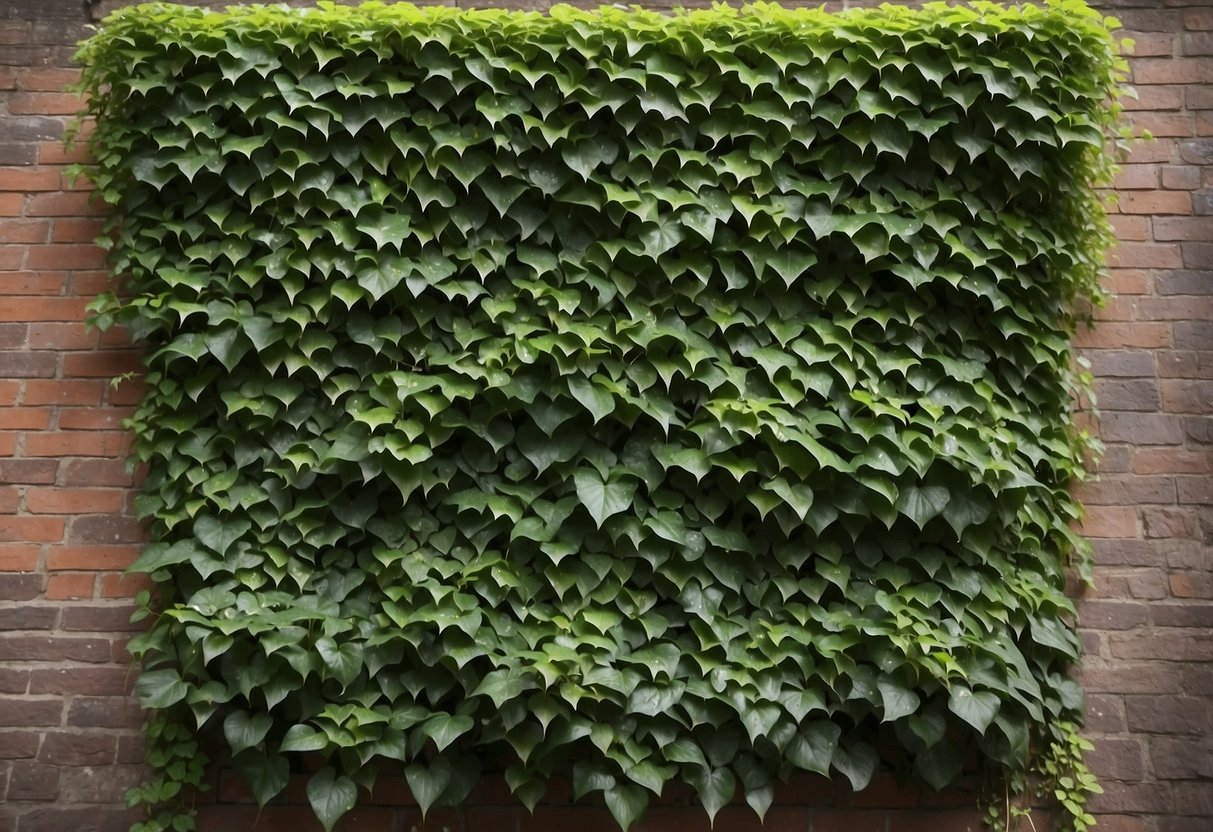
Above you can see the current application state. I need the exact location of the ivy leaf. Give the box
[224,710,272,755]
[786,721,840,777]
[573,469,637,528]
[688,767,735,825]
[135,669,187,709]
[307,768,357,832]
[832,742,878,792]
[604,782,649,831]
[897,485,949,529]
[878,678,921,722]
[233,749,289,808]
[194,515,251,555]
[568,376,615,423]
[406,756,453,818]
[280,724,328,753]
[418,713,474,752]
[948,686,1000,734]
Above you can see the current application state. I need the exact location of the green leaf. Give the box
[406,756,452,818]
[224,710,272,755]
[135,669,188,709]
[897,485,949,529]
[573,469,637,528]
[605,782,649,831]
[833,742,878,791]
[878,679,921,723]
[948,686,1000,735]
[786,721,840,777]
[233,749,289,808]
[688,767,735,825]
[307,768,357,832]
[280,724,328,753]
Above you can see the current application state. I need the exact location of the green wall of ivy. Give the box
[74,3,1126,830]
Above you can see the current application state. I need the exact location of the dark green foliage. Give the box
[75,3,1126,831]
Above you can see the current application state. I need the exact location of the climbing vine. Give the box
[75,2,1127,830]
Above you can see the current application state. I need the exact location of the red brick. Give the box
[45,573,95,599]
[0,219,49,243]
[1108,214,1150,241]
[1076,321,1171,349]
[1118,191,1193,215]
[27,322,98,349]
[99,572,151,598]
[0,543,39,571]
[46,545,138,571]
[27,488,126,514]
[1105,270,1149,295]
[0,297,89,322]
[0,193,25,216]
[0,380,18,405]
[38,141,89,165]
[58,408,132,430]
[26,191,100,217]
[7,92,83,115]
[23,431,129,457]
[15,67,77,91]
[50,217,104,243]
[22,379,104,405]
[0,272,65,294]
[0,516,63,543]
[1132,448,1213,475]
[61,350,141,377]
[0,407,52,429]
[25,243,105,270]
[0,166,61,192]
[1079,505,1138,538]
[1134,58,1213,85]
[1112,165,1158,190]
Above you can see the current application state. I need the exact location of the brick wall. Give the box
[0,0,1209,830]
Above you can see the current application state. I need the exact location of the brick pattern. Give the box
[1,0,1210,830]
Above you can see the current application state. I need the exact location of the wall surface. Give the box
[0,0,1210,831]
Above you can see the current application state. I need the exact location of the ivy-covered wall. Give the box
[0,2,1210,832]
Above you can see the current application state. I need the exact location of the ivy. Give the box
[74,3,1127,832]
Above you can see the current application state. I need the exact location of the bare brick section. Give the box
[0,1,1209,831]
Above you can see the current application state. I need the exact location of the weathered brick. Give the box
[1152,736,1213,779]
[28,666,129,696]
[0,636,111,663]
[1099,413,1184,445]
[1093,379,1162,411]
[1110,631,1213,661]
[0,607,56,629]
[38,732,117,766]
[1078,600,1149,631]
[0,696,61,727]
[66,696,141,729]
[13,807,136,832]
[58,764,143,804]
[1087,738,1146,781]
[1085,350,1156,378]
[6,760,60,801]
